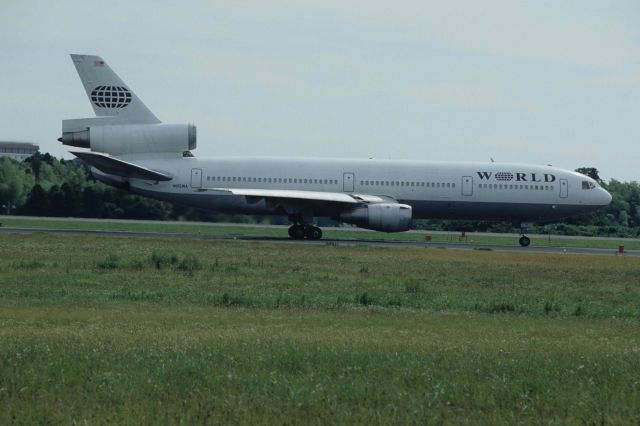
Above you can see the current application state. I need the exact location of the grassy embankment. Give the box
[1,216,639,249]
[1,233,640,423]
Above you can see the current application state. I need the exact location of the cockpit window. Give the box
[582,180,596,190]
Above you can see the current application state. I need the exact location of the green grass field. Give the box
[1,233,640,423]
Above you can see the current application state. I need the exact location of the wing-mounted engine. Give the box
[340,203,412,232]
[59,122,196,156]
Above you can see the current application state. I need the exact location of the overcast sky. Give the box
[1,0,638,181]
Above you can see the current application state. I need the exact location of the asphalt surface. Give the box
[1,226,638,257]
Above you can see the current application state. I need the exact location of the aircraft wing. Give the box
[197,187,394,205]
[71,151,173,181]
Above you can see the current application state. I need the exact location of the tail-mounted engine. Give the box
[59,123,196,156]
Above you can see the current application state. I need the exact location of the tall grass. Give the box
[2,306,639,424]
[1,234,640,423]
[1,234,638,317]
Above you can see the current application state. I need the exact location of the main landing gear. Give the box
[288,224,323,240]
[518,235,531,247]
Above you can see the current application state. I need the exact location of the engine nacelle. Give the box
[59,123,196,155]
[340,203,412,232]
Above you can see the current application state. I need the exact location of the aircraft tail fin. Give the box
[70,54,160,124]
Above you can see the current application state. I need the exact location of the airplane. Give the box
[59,54,612,247]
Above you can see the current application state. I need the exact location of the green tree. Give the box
[575,167,601,181]
[21,184,49,216]
[0,158,34,214]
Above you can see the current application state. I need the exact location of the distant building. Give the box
[0,141,39,162]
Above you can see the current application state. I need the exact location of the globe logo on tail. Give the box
[90,86,132,109]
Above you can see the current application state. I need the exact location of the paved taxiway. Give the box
[1,226,638,257]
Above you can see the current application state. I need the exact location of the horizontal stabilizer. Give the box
[71,151,172,181]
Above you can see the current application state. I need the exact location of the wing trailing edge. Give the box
[196,187,394,205]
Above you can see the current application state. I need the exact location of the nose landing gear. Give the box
[518,235,531,247]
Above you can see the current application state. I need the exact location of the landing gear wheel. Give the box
[288,225,305,240]
[519,236,531,247]
[305,226,323,240]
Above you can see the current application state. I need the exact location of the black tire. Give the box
[519,236,531,247]
[306,226,323,240]
[292,226,305,240]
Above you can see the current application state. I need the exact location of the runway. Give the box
[2,226,638,256]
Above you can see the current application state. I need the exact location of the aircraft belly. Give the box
[408,200,589,222]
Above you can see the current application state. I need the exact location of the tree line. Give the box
[0,153,638,236]
[0,153,255,223]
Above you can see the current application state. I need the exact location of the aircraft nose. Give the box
[599,188,612,205]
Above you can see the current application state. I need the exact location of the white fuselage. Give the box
[97,156,611,223]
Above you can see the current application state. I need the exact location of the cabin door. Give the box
[559,178,568,198]
[343,172,354,192]
[461,176,473,196]
[191,168,202,189]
